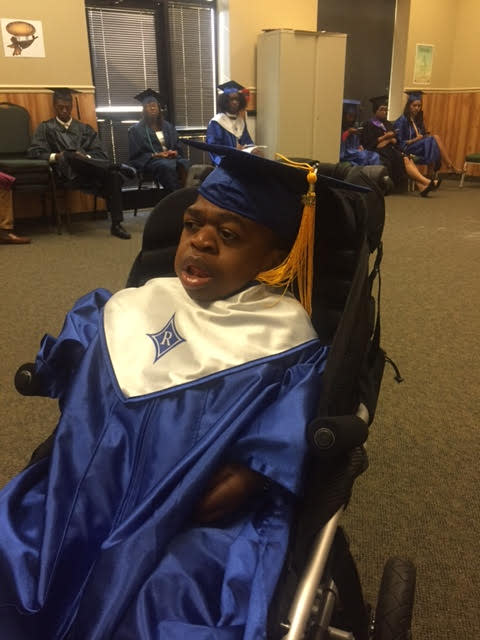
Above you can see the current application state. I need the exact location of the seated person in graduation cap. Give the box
[206,80,254,165]
[394,90,459,174]
[127,89,190,194]
[340,99,381,166]
[27,88,132,239]
[361,95,441,196]
[0,141,368,639]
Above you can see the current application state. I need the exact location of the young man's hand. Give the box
[195,463,265,524]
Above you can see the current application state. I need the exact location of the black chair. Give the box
[133,170,163,216]
[0,103,60,232]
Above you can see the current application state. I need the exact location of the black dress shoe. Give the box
[420,180,435,198]
[111,223,131,239]
[432,177,442,190]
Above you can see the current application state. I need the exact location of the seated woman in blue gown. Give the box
[0,142,368,639]
[340,99,380,166]
[128,88,190,193]
[206,80,254,165]
[394,91,459,174]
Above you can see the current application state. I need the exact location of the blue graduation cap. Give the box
[184,140,370,314]
[217,80,246,95]
[405,90,424,102]
[342,99,361,113]
[186,140,369,244]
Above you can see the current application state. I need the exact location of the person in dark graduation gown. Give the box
[128,89,190,194]
[340,99,381,166]
[206,80,254,165]
[27,88,132,239]
[393,90,459,173]
[361,95,440,196]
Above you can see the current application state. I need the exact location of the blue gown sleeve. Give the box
[239,123,254,146]
[227,346,329,495]
[206,120,226,165]
[34,288,112,400]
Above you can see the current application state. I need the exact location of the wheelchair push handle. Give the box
[14,363,42,396]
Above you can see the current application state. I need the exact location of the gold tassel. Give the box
[256,155,317,315]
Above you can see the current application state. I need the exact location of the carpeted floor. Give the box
[1,180,479,637]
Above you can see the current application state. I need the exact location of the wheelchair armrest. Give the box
[14,363,42,396]
[307,404,369,458]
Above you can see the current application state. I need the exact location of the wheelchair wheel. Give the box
[373,557,416,640]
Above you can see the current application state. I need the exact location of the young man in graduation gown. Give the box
[127,89,190,194]
[206,80,254,165]
[0,142,367,639]
[27,88,132,239]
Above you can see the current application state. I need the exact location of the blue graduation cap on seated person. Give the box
[184,140,370,314]
[134,88,166,106]
[342,98,361,113]
[405,90,424,102]
[217,80,247,95]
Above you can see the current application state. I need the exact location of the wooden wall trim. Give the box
[422,91,480,176]
[0,92,99,137]
[0,85,95,93]
[405,87,480,94]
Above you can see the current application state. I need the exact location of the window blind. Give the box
[167,2,216,129]
[87,7,160,109]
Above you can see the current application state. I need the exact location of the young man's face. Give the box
[54,99,73,122]
[175,195,284,302]
[375,105,388,121]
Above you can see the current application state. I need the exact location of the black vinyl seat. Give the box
[0,103,59,231]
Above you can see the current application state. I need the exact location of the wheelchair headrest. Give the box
[126,166,385,342]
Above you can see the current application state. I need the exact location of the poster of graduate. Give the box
[1,18,45,57]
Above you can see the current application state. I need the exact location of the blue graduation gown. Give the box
[0,279,328,639]
[393,115,441,170]
[340,132,381,166]
[206,117,254,165]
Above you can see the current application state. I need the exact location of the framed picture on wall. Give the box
[413,44,434,85]
[1,18,46,58]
